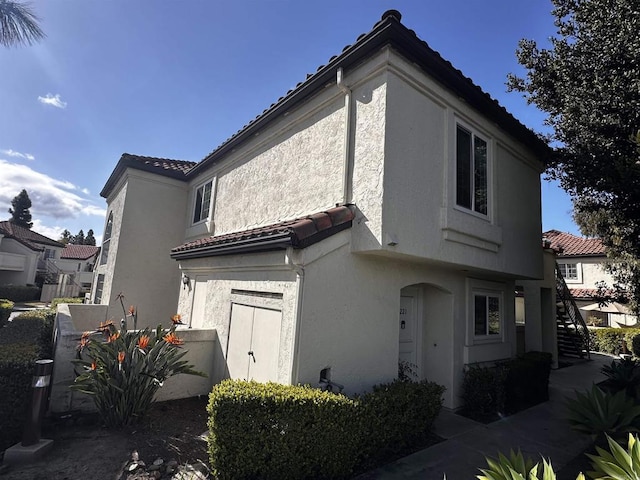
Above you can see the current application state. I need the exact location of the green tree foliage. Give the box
[84,229,96,246]
[8,189,32,228]
[72,229,85,245]
[0,0,45,48]
[58,229,72,244]
[508,0,640,311]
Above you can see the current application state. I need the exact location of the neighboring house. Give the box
[0,220,64,286]
[90,10,552,409]
[54,244,100,292]
[544,229,637,327]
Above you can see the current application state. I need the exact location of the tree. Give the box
[8,189,33,228]
[84,229,96,246]
[59,229,72,244]
[508,0,640,311]
[0,0,45,48]
[71,229,85,245]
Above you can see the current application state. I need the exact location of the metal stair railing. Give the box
[555,261,590,359]
[43,258,83,289]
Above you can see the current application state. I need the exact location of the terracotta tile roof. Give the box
[543,230,606,257]
[171,206,354,260]
[101,153,197,198]
[188,9,549,177]
[570,288,600,299]
[61,244,100,260]
[0,221,64,251]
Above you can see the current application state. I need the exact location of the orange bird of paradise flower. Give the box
[128,305,136,316]
[90,360,97,371]
[163,332,184,346]
[108,332,120,343]
[117,351,125,363]
[171,314,184,325]
[137,335,150,350]
[98,320,114,333]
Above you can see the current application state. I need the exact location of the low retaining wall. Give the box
[50,303,217,413]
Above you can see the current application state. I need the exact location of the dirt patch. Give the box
[0,396,210,480]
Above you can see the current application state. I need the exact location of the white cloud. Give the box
[37,93,67,109]
[1,149,35,161]
[81,187,90,195]
[31,219,64,241]
[0,159,106,221]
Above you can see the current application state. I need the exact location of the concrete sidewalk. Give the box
[359,353,612,479]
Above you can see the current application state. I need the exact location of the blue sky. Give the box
[0,0,580,243]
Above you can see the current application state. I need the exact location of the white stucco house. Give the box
[544,229,637,327]
[0,220,65,286]
[89,10,553,409]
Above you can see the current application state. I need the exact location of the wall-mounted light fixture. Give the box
[182,273,190,289]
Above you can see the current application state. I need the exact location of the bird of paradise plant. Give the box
[71,314,205,428]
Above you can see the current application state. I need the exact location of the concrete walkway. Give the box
[359,353,612,479]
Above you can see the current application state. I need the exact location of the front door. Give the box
[399,289,418,369]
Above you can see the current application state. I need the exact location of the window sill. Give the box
[441,207,502,252]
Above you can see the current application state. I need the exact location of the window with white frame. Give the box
[558,262,579,280]
[473,292,501,337]
[192,180,213,224]
[100,212,113,265]
[456,124,488,215]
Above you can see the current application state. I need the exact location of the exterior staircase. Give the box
[555,262,590,358]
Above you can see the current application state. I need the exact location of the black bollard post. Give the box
[22,359,54,447]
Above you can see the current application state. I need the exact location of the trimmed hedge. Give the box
[50,297,83,309]
[462,351,553,419]
[0,343,39,451]
[589,328,640,356]
[0,285,41,303]
[207,379,445,479]
[0,298,14,327]
[0,309,55,452]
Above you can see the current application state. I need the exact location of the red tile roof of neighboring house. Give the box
[0,221,64,251]
[101,153,197,198]
[570,288,600,299]
[171,206,354,260]
[61,244,100,260]
[543,230,606,257]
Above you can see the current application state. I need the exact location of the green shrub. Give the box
[588,328,600,352]
[0,298,14,327]
[0,343,39,451]
[566,385,640,442]
[477,449,582,480]
[0,285,41,302]
[462,364,507,419]
[50,297,83,309]
[72,321,205,427]
[360,379,445,461]
[623,329,640,357]
[504,351,552,414]
[602,358,640,398]
[0,309,56,359]
[593,328,627,355]
[207,381,362,480]
[207,379,445,479]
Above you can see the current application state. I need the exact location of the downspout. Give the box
[286,248,305,385]
[337,67,353,206]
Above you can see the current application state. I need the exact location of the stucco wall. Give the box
[176,251,298,385]
[0,239,38,285]
[373,51,543,280]
[95,170,188,327]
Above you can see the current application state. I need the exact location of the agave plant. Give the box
[566,385,640,441]
[587,433,640,479]
[602,358,640,399]
[476,449,585,480]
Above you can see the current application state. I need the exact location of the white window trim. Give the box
[454,119,493,219]
[191,178,215,226]
[558,261,582,284]
[467,279,505,345]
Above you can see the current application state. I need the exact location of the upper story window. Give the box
[44,248,56,259]
[474,292,501,337]
[558,262,579,281]
[456,124,488,216]
[193,180,213,224]
[100,212,113,265]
